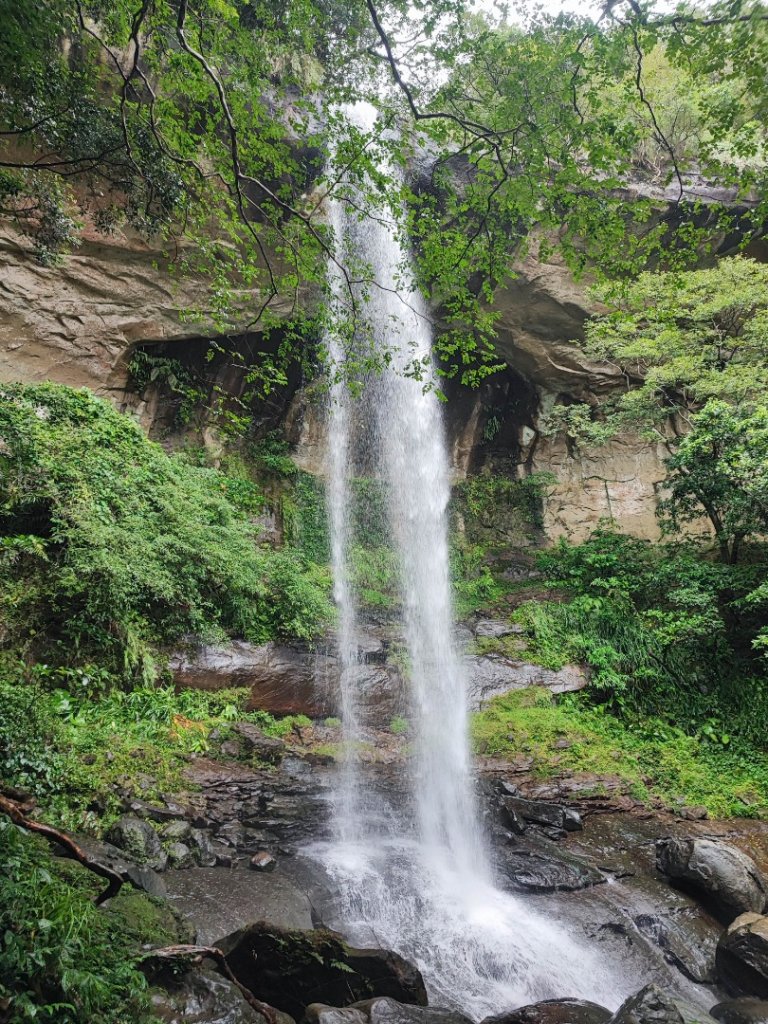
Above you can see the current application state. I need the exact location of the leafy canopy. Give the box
[1,1,768,386]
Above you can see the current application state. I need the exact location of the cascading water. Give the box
[316,102,631,1019]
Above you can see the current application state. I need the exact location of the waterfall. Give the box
[318,102,626,1020]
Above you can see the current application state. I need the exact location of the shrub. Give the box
[0,823,152,1022]
[0,384,331,679]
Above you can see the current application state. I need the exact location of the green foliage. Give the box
[0,823,152,1022]
[520,528,768,743]
[547,258,768,563]
[389,715,409,735]
[127,350,207,429]
[659,401,768,563]
[471,688,768,819]
[0,384,331,679]
[2,2,767,386]
[583,257,768,427]
[451,542,507,617]
[454,473,553,530]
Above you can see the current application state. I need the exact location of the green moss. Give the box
[472,688,768,818]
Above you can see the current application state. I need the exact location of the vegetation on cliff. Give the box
[0,383,331,682]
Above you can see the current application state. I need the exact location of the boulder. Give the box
[167,841,195,869]
[305,1008,369,1024]
[359,996,473,1024]
[106,814,167,871]
[656,839,767,923]
[149,963,281,1024]
[482,998,612,1024]
[250,851,277,872]
[466,655,588,709]
[717,913,768,998]
[609,984,718,1024]
[501,795,583,833]
[230,723,285,765]
[711,999,768,1024]
[163,820,193,842]
[500,847,605,892]
[218,924,427,1019]
[73,834,167,897]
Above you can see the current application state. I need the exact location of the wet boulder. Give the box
[358,996,473,1024]
[150,963,283,1024]
[500,795,582,833]
[106,814,168,871]
[306,999,473,1024]
[716,913,768,998]
[711,998,768,1024]
[482,998,612,1024]
[218,924,427,1019]
[500,847,605,892]
[609,984,718,1024]
[305,1007,370,1024]
[656,839,767,923]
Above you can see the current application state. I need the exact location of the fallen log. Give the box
[0,794,123,905]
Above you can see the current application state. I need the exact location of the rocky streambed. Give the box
[69,720,768,1024]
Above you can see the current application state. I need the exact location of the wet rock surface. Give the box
[356,996,474,1024]
[482,999,612,1024]
[163,865,316,944]
[608,984,718,1024]
[711,998,768,1024]
[218,924,428,1019]
[717,914,768,998]
[149,964,273,1024]
[656,839,767,924]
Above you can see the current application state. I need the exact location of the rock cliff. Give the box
[0,219,666,541]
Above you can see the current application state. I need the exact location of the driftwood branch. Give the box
[143,945,278,1024]
[0,793,123,906]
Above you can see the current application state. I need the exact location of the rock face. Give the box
[656,838,768,923]
[465,654,588,708]
[482,999,612,1024]
[0,225,297,396]
[172,639,589,721]
[717,913,768,998]
[218,924,427,1019]
[608,984,717,1024]
[1,219,673,543]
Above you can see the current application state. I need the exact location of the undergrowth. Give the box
[0,823,156,1023]
[472,688,768,818]
[0,661,311,833]
[0,384,332,682]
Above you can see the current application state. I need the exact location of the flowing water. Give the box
[317,102,630,1019]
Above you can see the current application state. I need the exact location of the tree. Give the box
[584,256,768,432]
[1,0,768,389]
[545,257,768,561]
[658,400,768,562]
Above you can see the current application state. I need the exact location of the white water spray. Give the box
[319,102,627,1019]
